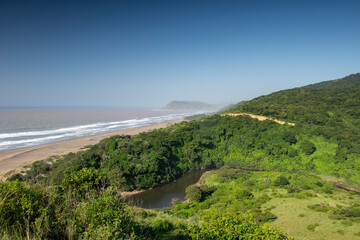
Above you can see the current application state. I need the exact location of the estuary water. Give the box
[0,108,198,151]
[129,169,207,209]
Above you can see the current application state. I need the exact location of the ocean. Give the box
[0,108,198,151]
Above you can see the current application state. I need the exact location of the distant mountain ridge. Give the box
[163,101,217,110]
[305,73,360,89]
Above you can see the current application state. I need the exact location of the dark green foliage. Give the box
[185,183,217,203]
[0,181,47,228]
[273,175,290,186]
[301,140,316,155]
[254,212,277,222]
[185,185,202,202]
[307,223,320,232]
[151,218,173,232]
[322,184,334,194]
[7,173,24,182]
[287,185,302,193]
[199,184,217,199]
[217,166,244,183]
[235,189,254,199]
[0,181,150,239]
[283,132,297,145]
[60,167,102,194]
[332,206,360,220]
[188,211,293,239]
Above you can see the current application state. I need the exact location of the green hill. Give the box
[305,73,360,89]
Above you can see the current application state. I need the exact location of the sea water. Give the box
[0,108,198,151]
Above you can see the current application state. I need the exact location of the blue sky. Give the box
[1,0,359,108]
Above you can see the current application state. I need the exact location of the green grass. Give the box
[262,192,360,239]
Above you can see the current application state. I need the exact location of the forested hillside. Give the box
[2,73,360,239]
[226,74,360,168]
[305,73,360,89]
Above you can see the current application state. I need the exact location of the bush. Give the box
[254,212,277,222]
[185,185,202,202]
[322,185,333,194]
[60,168,102,194]
[273,175,290,186]
[151,218,173,232]
[235,189,254,200]
[301,140,316,155]
[283,132,297,145]
[287,185,301,193]
[217,166,244,183]
[307,223,319,232]
[7,173,24,182]
[188,211,293,239]
[0,181,47,235]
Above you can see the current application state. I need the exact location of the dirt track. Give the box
[222,113,296,126]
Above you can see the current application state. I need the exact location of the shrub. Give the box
[306,223,320,232]
[315,181,323,187]
[199,185,217,200]
[235,189,254,200]
[283,132,297,145]
[7,173,24,182]
[254,212,277,222]
[151,218,173,232]
[217,166,244,183]
[60,168,102,194]
[0,181,47,235]
[273,175,290,186]
[185,185,202,202]
[322,185,333,194]
[188,211,293,239]
[301,140,316,155]
[287,185,301,193]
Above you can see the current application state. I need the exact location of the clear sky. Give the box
[1,0,359,108]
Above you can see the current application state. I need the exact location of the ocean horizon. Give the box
[0,107,199,151]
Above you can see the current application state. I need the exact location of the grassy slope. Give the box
[140,168,360,239]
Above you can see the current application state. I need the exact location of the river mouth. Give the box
[126,169,207,209]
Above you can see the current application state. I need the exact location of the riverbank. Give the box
[0,119,183,177]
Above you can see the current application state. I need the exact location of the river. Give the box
[128,169,207,209]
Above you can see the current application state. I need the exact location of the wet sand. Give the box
[0,119,183,176]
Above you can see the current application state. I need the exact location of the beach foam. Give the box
[0,112,195,151]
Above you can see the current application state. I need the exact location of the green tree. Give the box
[185,185,202,202]
[301,140,316,155]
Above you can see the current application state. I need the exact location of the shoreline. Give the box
[0,119,184,177]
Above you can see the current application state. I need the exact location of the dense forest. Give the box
[1,73,360,239]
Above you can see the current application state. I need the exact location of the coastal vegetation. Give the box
[2,73,360,239]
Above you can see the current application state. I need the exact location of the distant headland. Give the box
[163,100,218,110]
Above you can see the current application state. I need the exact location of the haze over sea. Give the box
[0,108,197,151]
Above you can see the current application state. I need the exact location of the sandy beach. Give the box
[0,119,183,176]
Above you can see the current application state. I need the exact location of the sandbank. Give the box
[0,119,183,176]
